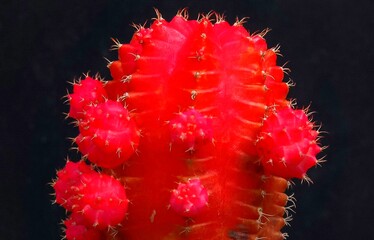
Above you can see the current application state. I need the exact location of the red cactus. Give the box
[53,161,93,211]
[53,10,323,240]
[75,99,140,168]
[53,161,128,231]
[169,108,213,150]
[169,178,209,217]
[256,106,321,179]
[67,76,108,120]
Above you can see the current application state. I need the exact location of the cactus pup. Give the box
[52,10,323,240]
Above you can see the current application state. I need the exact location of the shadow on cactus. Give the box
[51,9,325,240]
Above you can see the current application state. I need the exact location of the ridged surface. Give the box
[107,14,290,239]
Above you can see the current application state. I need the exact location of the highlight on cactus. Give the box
[52,9,325,240]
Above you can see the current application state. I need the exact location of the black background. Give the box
[1,0,373,239]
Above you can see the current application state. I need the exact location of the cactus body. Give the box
[53,11,322,240]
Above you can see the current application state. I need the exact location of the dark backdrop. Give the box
[1,0,373,239]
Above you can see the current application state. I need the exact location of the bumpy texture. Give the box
[53,10,323,240]
[52,161,129,234]
[256,107,321,179]
[76,100,140,168]
[170,178,209,217]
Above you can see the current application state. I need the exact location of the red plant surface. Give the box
[52,10,323,240]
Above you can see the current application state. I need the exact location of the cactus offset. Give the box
[52,161,128,230]
[53,10,323,240]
